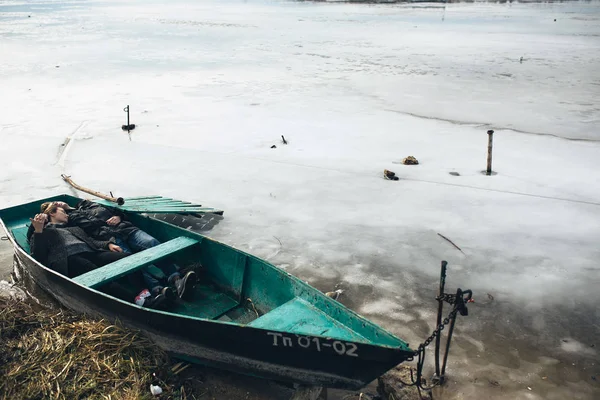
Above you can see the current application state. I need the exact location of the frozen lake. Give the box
[1,0,599,398]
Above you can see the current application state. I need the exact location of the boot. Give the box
[152,286,176,303]
[173,271,197,300]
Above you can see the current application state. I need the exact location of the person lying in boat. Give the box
[27,200,197,300]
[28,206,168,309]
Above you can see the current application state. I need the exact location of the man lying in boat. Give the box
[28,206,166,309]
[27,200,197,300]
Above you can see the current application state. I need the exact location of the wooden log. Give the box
[61,174,124,205]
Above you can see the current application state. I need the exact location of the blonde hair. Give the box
[40,202,53,213]
[41,202,59,216]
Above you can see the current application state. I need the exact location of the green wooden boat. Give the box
[0,194,416,389]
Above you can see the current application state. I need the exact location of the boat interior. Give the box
[0,195,409,348]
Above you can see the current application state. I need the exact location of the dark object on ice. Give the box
[122,105,135,132]
[402,156,419,165]
[55,65,60,68]
[554,19,557,22]
[28,15,31,18]
[449,172,460,176]
[486,130,494,175]
[520,56,523,63]
[271,145,277,149]
[281,135,288,144]
[437,233,465,255]
[383,169,399,180]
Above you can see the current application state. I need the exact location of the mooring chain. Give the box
[405,294,463,360]
[401,282,473,393]
[436,293,458,305]
[400,305,461,390]
[416,308,459,355]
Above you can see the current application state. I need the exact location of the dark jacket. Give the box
[76,200,138,240]
[26,200,139,243]
[30,225,115,277]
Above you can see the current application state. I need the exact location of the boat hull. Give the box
[10,244,413,390]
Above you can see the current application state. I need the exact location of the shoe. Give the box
[144,293,168,310]
[152,286,176,303]
[174,271,197,300]
[135,289,168,309]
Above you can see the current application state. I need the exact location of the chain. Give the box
[395,305,461,393]
[414,306,459,355]
[397,304,460,392]
[436,293,457,305]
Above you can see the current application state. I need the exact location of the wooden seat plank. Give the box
[73,236,198,288]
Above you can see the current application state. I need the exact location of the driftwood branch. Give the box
[437,233,465,254]
[61,174,124,205]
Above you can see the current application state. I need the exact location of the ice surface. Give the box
[1,0,599,398]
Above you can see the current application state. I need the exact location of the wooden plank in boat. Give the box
[247,297,367,342]
[74,236,199,288]
[172,284,239,320]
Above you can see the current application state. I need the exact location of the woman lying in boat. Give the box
[27,200,197,300]
[28,206,167,309]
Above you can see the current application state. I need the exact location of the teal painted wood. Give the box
[120,196,163,200]
[199,239,247,302]
[94,196,222,215]
[120,199,191,205]
[171,283,238,319]
[122,201,193,207]
[73,236,199,288]
[247,297,368,343]
[124,206,221,213]
[11,227,30,254]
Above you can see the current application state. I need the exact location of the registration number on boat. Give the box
[267,332,358,357]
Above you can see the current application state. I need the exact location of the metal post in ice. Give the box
[124,105,130,130]
[486,130,494,175]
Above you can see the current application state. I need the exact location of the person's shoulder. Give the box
[76,199,100,209]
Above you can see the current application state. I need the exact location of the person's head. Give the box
[42,203,69,224]
[40,201,69,214]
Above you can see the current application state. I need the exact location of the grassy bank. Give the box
[0,297,194,399]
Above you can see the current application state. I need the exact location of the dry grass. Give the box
[0,297,182,400]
